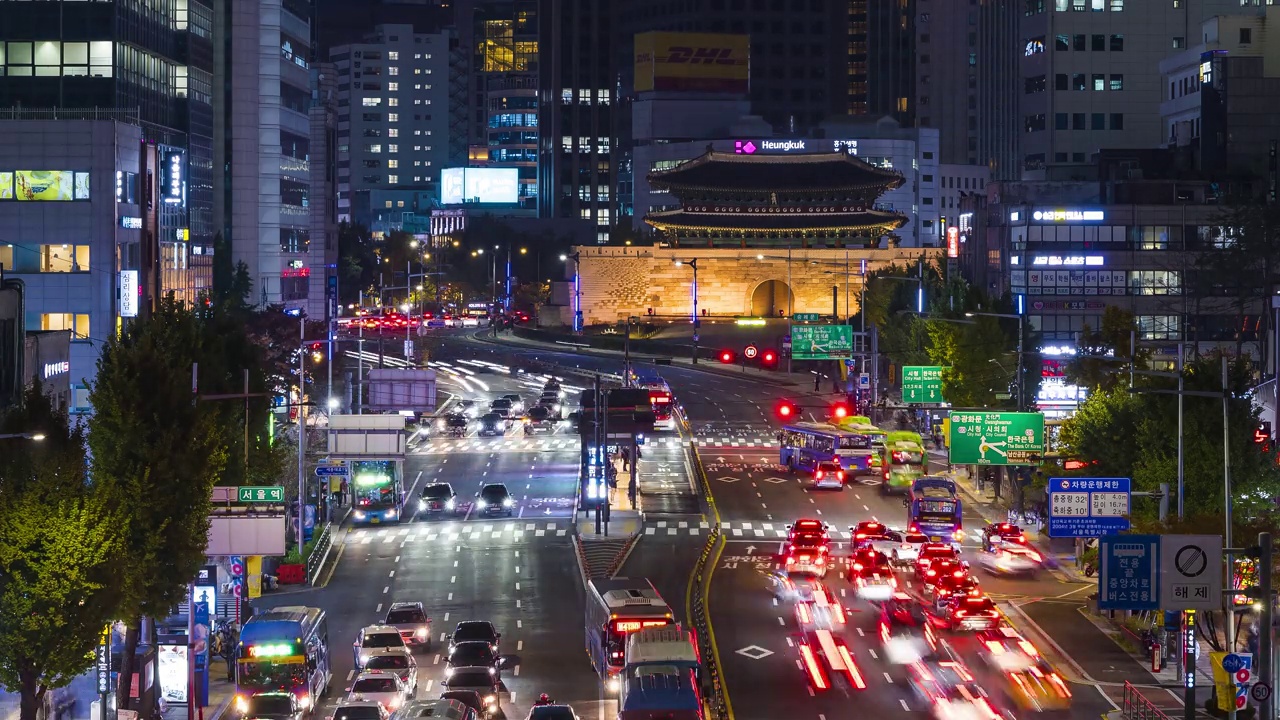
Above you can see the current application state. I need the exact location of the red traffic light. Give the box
[831,402,850,420]
[775,400,798,420]
[761,349,778,368]
[719,350,736,364]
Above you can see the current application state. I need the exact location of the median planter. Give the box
[277,563,306,585]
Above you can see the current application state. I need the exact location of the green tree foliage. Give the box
[338,222,378,306]
[1059,352,1280,524]
[927,316,1013,408]
[0,384,126,720]
[87,298,229,710]
[1067,306,1150,392]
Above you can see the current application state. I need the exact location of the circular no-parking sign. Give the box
[744,344,759,360]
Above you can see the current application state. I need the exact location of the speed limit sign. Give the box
[744,344,759,359]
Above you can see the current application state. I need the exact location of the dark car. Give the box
[489,397,513,412]
[526,706,579,720]
[418,483,458,516]
[241,693,304,720]
[524,406,555,435]
[476,484,514,516]
[443,414,468,437]
[439,690,490,719]
[445,640,502,678]
[878,593,939,670]
[448,621,501,653]
[478,413,505,437]
[440,668,502,718]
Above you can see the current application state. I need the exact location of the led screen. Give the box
[440,168,519,205]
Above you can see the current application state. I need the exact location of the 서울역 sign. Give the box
[902,366,946,404]
[946,411,1045,465]
[238,486,284,503]
[791,325,853,361]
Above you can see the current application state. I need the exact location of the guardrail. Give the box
[305,523,334,586]
[1121,681,1172,720]
[689,529,729,720]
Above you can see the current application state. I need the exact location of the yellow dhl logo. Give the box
[661,47,747,65]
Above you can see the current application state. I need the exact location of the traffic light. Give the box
[761,349,778,369]
[830,401,851,421]
[775,400,799,421]
[719,349,736,364]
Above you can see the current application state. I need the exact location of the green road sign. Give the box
[792,313,822,322]
[947,411,1045,465]
[238,486,285,503]
[792,325,853,360]
[902,365,947,404]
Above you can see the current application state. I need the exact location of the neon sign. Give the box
[611,619,670,634]
[248,643,296,658]
[946,226,960,258]
[1032,209,1104,222]
[1031,255,1104,267]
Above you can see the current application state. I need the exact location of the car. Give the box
[501,394,524,412]
[441,414,469,437]
[921,558,969,588]
[782,534,831,577]
[980,523,1029,551]
[345,671,412,713]
[879,593,940,666]
[851,521,891,548]
[457,400,482,419]
[489,398,513,413]
[789,582,847,630]
[886,530,931,566]
[439,690,493,719]
[524,406,556,435]
[811,460,846,490]
[1002,664,1072,715]
[937,595,1001,632]
[916,543,962,578]
[525,706,580,720]
[328,699,390,720]
[907,660,991,710]
[978,543,1043,578]
[852,565,899,600]
[976,625,1041,662]
[478,413,505,437]
[237,692,305,720]
[448,621,501,654]
[445,640,503,679]
[784,519,830,545]
[360,648,418,696]
[926,574,983,611]
[418,483,459,517]
[383,601,433,649]
[440,667,502,717]
[354,625,408,670]
[476,484,515,516]
[927,682,1004,720]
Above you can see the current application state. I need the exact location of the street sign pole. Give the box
[1185,610,1197,720]
[1259,532,1273,720]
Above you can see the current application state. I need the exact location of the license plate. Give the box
[930,536,943,542]
[371,517,380,524]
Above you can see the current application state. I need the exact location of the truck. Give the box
[618,626,703,720]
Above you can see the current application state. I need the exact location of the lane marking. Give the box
[451,576,457,583]
[394,555,400,563]
[777,617,785,626]
[382,586,389,594]
[345,670,354,681]
[447,592,453,600]
[517,640,523,651]
[443,612,450,621]
[433,654,441,665]
[900,700,910,711]
[375,603,382,613]
[389,570,395,578]
[883,672,894,683]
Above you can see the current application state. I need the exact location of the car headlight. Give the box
[418,500,426,510]
[416,627,428,638]
[353,511,366,520]
[445,499,455,509]
[477,499,487,508]
[234,696,248,714]
[444,667,454,677]
[359,653,370,664]
[387,509,398,519]
[501,498,513,507]
[607,676,620,692]
[488,667,496,675]
[483,695,496,706]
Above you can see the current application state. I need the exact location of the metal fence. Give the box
[689,529,729,720]
[1122,681,1172,720]
[305,522,334,586]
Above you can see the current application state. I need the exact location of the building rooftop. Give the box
[647,150,905,194]
[645,207,907,234]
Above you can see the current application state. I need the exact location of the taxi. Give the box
[993,652,1072,715]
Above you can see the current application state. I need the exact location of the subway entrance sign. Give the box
[946,412,1045,465]
[902,366,946,404]
[238,486,285,503]
[791,325,853,360]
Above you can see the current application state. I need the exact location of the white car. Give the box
[977,544,1042,577]
[329,699,390,720]
[360,647,418,696]
[871,529,930,566]
[345,671,412,713]
[353,625,408,670]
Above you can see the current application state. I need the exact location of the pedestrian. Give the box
[814,373,821,391]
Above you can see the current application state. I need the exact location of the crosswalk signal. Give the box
[719,349,736,364]
[775,400,799,421]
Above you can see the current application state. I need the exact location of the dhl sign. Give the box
[635,32,750,94]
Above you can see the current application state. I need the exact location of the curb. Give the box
[207,691,235,720]
[999,600,1096,687]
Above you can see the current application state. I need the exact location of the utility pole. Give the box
[1259,532,1273,720]
[297,312,306,553]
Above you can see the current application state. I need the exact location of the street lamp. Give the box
[675,259,700,364]
[0,433,44,441]
[965,311,1026,410]
[563,252,582,333]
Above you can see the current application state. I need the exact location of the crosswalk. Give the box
[415,436,778,454]
[350,521,571,545]
[643,520,864,539]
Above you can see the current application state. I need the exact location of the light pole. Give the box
[561,252,582,333]
[674,259,699,364]
[965,311,1025,410]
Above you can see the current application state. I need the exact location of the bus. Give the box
[908,476,963,543]
[235,606,331,714]
[881,431,927,495]
[351,460,404,525]
[639,379,676,431]
[833,416,888,475]
[585,578,676,693]
[779,423,881,475]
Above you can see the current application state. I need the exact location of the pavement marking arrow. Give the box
[745,545,757,554]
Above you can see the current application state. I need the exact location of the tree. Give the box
[928,315,1013,408]
[87,298,228,711]
[0,384,126,720]
[1067,306,1149,392]
[338,222,378,306]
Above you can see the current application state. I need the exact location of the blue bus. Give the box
[235,606,331,713]
[907,476,963,543]
[351,460,404,525]
[779,422,882,475]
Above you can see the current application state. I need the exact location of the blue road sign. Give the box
[315,464,349,477]
[1098,534,1160,611]
[1047,476,1132,538]
[1224,654,1246,673]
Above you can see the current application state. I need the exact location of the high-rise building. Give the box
[330,24,451,226]
[917,0,979,165]
[215,0,335,319]
[0,0,217,305]
[977,0,1240,181]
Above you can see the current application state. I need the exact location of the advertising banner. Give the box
[634,32,750,94]
[15,171,74,201]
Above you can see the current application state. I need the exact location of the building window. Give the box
[388,174,399,183]
[1025,75,1046,93]
[1111,0,1124,7]
[1055,113,1068,129]
[1055,0,1068,8]
[1240,27,1253,44]
[1055,152,1069,162]
[361,97,381,106]
[1133,225,1170,249]
[1055,73,1068,90]
[1024,114,1046,132]
[1072,0,1086,9]
[1137,315,1180,340]
[1110,74,1124,90]
[41,312,89,339]
[1073,113,1086,129]
[1092,34,1105,51]
[388,98,399,107]
[1055,34,1069,50]
[1173,37,1186,49]
[1110,34,1125,51]
[367,144,382,153]
[1024,37,1045,55]
[388,82,399,91]
[1110,113,1124,129]
[1072,73,1086,90]
[387,160,398,169]
[388,66,399,75]
[388,144,398,153]
[388,129,398,137]
[1092,113,1105,129]
[1093,74,1105,90]
[1130,271,1181,295]
[0,244,90,272]
[388,113,399,122]
[1074,34,1086,50]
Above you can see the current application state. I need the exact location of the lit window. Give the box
[388,129,398,137]
[362,97,381,106]
[397,201,405,208]
[414,53,421,59]
[388,144,398,153]
[388,82,399,91]
[41,313,90,339]
[388,98,399,107]
[368,144,382,153]
[385,200,393,208]
[388,66,399,75]
[388,113,399,122]
[388,160,398,168]
[388,51,399,60]
[388,174,399,183]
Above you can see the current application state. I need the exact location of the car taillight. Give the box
[837,471,845,481]
[953,570,964,578]
[786,556,796,565]
[852,562,863,571]
[815,470,824,479]
[815,556,825,566]
[926,570,936,577]
[855,533,867,540]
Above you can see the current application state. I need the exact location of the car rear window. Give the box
[454,624,495,641]
[447,670,493,687]
[247,696,292,716]
[352,678,398,693]
[333,706,382,720]
[448,644,494,666]
[362,632,404,649]
[365,655,410,670]
[386,608,426,624]
[422,487,450,499]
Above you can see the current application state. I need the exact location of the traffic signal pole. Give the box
[1259,532,1273,720]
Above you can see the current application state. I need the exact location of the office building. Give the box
[978,0,1239,181]
[330,24,451,226]
[917,0,979,165]
[0,0,216,305]
[0,119,148,414]
[216,0,336,319]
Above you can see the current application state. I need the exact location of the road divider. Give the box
[687,527,732,720]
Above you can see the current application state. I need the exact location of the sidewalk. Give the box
[161,659,236,720]
[577,456,643,537]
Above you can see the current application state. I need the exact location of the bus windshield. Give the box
[892,450,925,464]
[837,435,874,451]
[353,460,398,509]
[238,661,307,691]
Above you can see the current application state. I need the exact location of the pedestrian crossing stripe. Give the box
[352,522,570,544]
[415,437,780,453]
[644,521,856,539]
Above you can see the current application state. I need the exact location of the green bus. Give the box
[881,431,927,495]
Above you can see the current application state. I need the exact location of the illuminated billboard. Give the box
[440,168,519,205]
[634,32,750,94]
[2,171,90,201]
